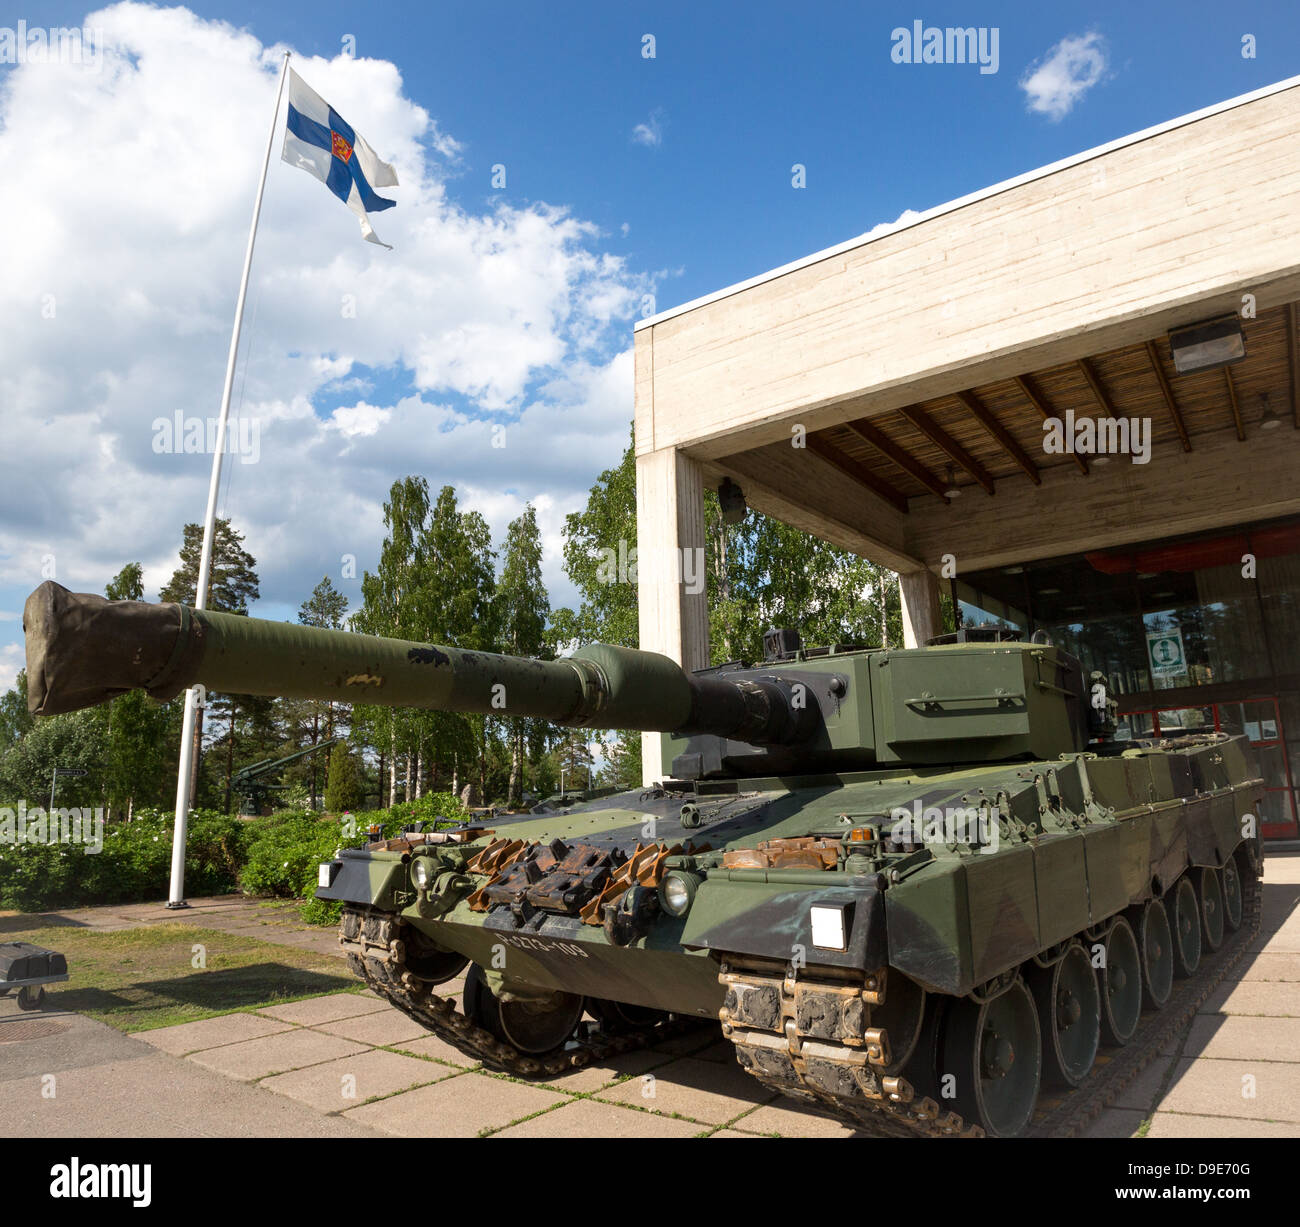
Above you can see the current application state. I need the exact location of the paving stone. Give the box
[1177,1014,1298,1061]
[1201,979,1300,1016]
[1077,1108,1146,1138]
[391,1034,480,1069]
[316,1009,430,1046]
[1146,1111,1300,1138]
[343,1072,566,1136]
[728,1101,861,1138]
[710,1128,768,1138]
[493,1099,705,1138]
[534,1047,671,1093]
[598,1056,775,1125]
[1238,952,1300,982]
[188,1029,367,1080]
[1157,1057,1300,1122]
[136,1012,292,1056]
[260,1048,449,1112]
[256,993,389,1026]
[1114,1054,1177,1112]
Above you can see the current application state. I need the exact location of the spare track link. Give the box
[338,905,700,1077]
[720,861,1263,1138]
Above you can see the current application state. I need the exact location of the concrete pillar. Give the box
[635,447,709,785]
[899,568,942,649]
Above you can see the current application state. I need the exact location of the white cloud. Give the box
[0,3,654,657]
[1019,32,1108,121]
[0,643,22,691]
[632,109,665,148]
[859,208,924,242]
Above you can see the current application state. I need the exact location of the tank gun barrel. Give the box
[23,582,814,746]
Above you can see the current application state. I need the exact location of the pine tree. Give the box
[159,522,260,806]
[159,519,260,611]
[324,743,364,812]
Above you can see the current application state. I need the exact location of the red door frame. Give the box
[1135,697,1297,840]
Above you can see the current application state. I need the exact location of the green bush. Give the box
[0,792,476,923]
[0,806,244,911]
[239,810,340,899]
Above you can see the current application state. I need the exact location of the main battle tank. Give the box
[24,581,1264,1136]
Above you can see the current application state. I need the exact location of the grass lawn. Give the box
[0,921,358,1033]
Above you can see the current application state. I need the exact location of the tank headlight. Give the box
[411,857,438,891]
[810,903,848,951]
[660,871,700,917]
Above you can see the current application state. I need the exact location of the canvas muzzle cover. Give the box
[24,581,205,716]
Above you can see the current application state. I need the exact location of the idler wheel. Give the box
[940,979,1041,1138]
[1135,898,1174,1010]
[1198,866,1225,952]
[1029,943,1099,1088]
[1221,859,1244,933]
[1097,917,1142,1047]
[464,964,584,1056]
[1167,876,1202,979]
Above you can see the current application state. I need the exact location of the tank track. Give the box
[338,906,702,1077]
[339,856,1260,1135]
[719,859,1263,1138]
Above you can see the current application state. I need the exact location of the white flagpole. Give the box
[167,50,292,908]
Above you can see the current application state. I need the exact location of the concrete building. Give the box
[633,75,1300,842]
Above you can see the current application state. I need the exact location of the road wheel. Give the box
[1029,943,1099,1088]
[1097,917,1143,1047]
[940,979,1041,1137]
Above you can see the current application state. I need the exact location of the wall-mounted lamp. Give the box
[1168,315,1246,375]
[718,477,748,525]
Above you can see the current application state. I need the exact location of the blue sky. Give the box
[1,0,1298,688]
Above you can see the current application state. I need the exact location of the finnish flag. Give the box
[281,69,398,248]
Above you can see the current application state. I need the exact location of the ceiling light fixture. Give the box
[1168,315,1246,375]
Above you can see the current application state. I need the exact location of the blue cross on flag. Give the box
[281,68,398,248]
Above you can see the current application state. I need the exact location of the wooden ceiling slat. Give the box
[953,389,1042,486]
[899,406,996,495]
[1224,365,1246,441]
[1143,340,1192,452]
[805,301,1297,492]
[805,435,909,513]
[1014,374,1088,474]
[844,418,948,500]
[1077,357,1119,418]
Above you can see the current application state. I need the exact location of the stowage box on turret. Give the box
[24,581,1264,1136]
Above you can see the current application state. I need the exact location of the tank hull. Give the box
[322,733,1263,1134]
